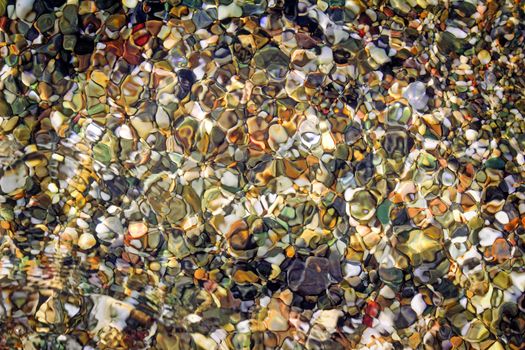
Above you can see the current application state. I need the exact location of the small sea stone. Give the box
[35,13,54,33]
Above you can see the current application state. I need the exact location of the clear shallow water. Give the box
[1,0,525,349]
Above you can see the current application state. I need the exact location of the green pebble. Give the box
[485,157,505,170]
[87,103,107,116]
[93,143,112,164]
[5,54,18,67]
[280,207,296,220]
[63,35,77,51]
[182,0,202,8]
[36,14,55,33]
[0,0,5,16]
[379,266,403,285]
[376,199,393,225]
[13,124,30,144]
[11,98,28,115]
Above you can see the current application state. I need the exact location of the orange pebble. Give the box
[194,268,207,280]
[285,246,295,258]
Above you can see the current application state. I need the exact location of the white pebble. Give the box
[221,171,239,188]
[122,0,138,8]
[511,272,525,292]
[76,218,89,229]
[495,212,509,225]
[186,314,202,323]
[236,320,251,333]
[478,227,502,247]
[369,45,391,65]
[446,26,468,39]
[0,166,27,193]
[47,183,59,193]
[411,294,427,316]
[344,262,362,277]
[15,0,35,21]
[218,2,242,20]
[465,129,478,141]
[403,81,428,111]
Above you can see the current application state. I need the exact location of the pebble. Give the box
[128,222,148,238]
[465,129,479,141]
[478,227,502,247]
[403,81,429,111]
[446,27,468,39]
[495,211,509,225]
[395,306,418,329]
[218,3,242,20]
[15,0,35,22]
[0,165,27,193]
[410,294,427,316]
[478,50,491,65]
[78,233,97,250]
[122,0,138,9]
[369,45,391,66]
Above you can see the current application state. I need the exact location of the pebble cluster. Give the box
[1,0,525,349]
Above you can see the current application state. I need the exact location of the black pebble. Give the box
[48,0,67,7]
[26,26,40,41]
[177,69,196,100]
[96,0,116,10]
[74,37,95,55]
[283,0,298,19]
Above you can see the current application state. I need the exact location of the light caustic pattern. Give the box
[0,0,525,349]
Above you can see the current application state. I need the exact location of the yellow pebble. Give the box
[477,50,491,65]
[78,233,96,250]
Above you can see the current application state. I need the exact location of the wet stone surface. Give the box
[0,0,525,349]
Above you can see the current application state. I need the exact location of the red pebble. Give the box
[123,41,143,65]
[134,34,150,47]
[363,314,374,327]
[0,17,8,31]
[133,22,145,33]
[365,300,380,318]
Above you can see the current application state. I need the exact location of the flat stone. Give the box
[478,227,502,247]
[403,81,428,111]
[287,256,342,295]
[394,306,417,328]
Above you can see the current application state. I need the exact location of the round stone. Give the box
[478,50,491,65]
[78,233,97,250]
[495,212,509,225]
